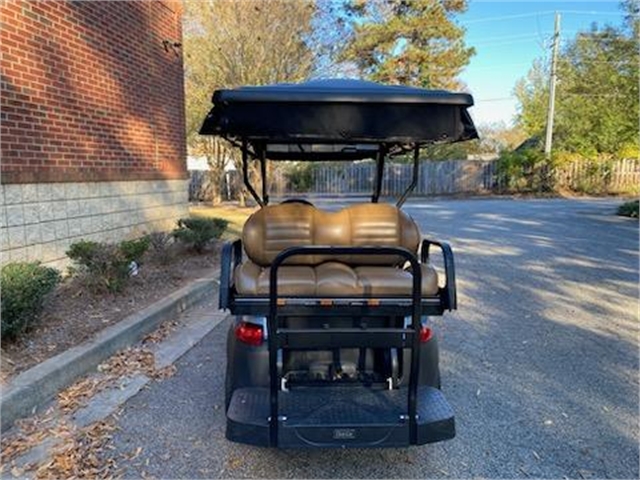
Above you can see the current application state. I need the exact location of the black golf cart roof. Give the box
[199,79,477,160]
[199,79,478,206]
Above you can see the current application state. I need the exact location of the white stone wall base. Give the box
[0,179,189,270]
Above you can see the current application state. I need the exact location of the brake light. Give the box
[420,326,433,343]
[235,322,264,346]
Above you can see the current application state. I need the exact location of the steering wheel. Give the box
[280,198,314,207]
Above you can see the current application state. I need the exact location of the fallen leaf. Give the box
[11,466,24,477]
[130,446,143,460]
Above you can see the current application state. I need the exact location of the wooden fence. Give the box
[189,158,639,201]
[553,158,640,194]
[303,160,497,196]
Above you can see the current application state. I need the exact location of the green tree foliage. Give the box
[515,2,639,157]
[513,60,549,137]
[339,0,475,89]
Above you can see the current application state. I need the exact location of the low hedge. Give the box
[173,217,228,253]
[617,200,639,218]
[1,262,61,342]
[66,237,150,293]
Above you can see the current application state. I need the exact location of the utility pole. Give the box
[544,12,561,157]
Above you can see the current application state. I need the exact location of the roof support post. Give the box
[396,145,420,207]
[260,148,269,205]
[371,148,385,203]
[242,139,264,207]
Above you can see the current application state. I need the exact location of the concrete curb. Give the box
[1,277,217,432]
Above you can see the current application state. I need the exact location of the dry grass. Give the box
[189,203,256,239]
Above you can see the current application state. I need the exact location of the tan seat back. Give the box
[242,203,420,267]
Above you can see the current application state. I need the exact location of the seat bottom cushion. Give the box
[234,261,439,297]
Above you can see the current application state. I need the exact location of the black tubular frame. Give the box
[396,145,420,208]
[219,239,243,310]
[227,137,428,207]
[371,148,386,203]
[260,148,268,205]
[421,239,457,310]
[242,139,265,207]
[267,246,423,447]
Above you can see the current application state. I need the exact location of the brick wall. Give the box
[0,0,189,267]
[1,0,187,184]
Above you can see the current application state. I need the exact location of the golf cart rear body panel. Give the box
[201,79,475,449]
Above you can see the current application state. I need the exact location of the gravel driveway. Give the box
[109,198,639,479]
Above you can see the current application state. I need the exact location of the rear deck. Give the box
[227,385,455,448]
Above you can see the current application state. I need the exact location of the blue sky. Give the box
[458,1,627,127]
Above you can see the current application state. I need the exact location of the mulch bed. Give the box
[1,243,222,384]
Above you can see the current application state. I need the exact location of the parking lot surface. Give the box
[110,198,639,479]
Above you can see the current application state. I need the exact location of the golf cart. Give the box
[200,79,477,449]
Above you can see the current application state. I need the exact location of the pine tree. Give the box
[339,0,475,89]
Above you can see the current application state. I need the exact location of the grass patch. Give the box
[189,203,256,239]
[616,199,639,218]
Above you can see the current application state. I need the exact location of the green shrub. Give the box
[495,148,553,193]
[119,237,150,263]
[286,162,315,192]
[66,239,101,265]
[173,217,228,253]
[66,237,148,293]
[617,200,639,218]
[1,262,61,341]
[146,231,174,264]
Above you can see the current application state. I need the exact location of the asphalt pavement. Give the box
[109,197,639,479]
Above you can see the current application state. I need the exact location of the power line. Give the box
[475,38,549,49]
[467,62,533,71]
[558,10,631,16]
[475,97,516,103]
[462,11,555,25]
[462,9,625,26]
[471,33,551,45]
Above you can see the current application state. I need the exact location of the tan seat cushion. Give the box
[235,260,439,297]
[234,261,316,296]
[242,203,420,267]
[355,265,438,296]
[235,202,436,297]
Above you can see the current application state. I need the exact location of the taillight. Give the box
[235,321,263,346]
[419,326,433,343]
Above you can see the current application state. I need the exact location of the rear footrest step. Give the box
[226,385,455,448]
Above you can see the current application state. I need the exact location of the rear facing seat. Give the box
[234,203,438,297]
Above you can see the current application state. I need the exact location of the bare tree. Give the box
[183,0,317,205]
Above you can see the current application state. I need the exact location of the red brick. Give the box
[0,0,187,184]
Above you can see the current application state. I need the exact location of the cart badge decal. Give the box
[333,428,357,440]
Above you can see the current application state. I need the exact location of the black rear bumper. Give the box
[227,385,454,448]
